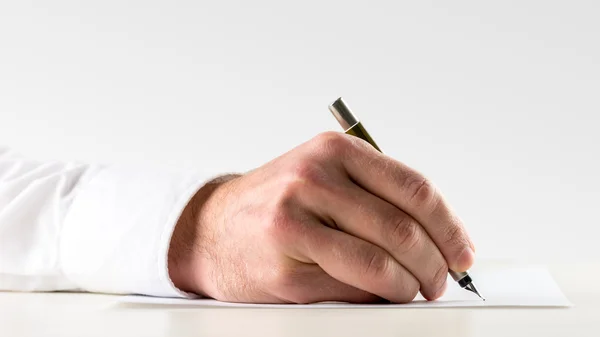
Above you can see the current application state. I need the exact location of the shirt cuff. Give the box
[60,164,216,298]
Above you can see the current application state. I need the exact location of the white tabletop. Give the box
[1,262,598,337]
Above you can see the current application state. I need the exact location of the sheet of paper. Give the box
[120,264,571,308]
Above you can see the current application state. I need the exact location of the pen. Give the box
[327,96,485,301]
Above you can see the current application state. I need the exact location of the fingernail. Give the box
[456,246,475,271]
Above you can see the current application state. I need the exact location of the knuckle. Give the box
[431,261,449,290]
[388,213,421,254]
[274,169,314,208]
[406,176,438,210]
[288,159,328,187]
[361,245,421,304]
[277,177,303,204]
[312,131,352,157]
[443,224,464,248]
[363,246,390,279]
[263,206,297,246]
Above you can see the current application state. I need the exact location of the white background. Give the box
[1,1,598,263]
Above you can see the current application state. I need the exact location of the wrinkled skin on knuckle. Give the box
[363,246,390,280]
[387,212,421,254]
[264,161,326,242]
[430,261,449,295]
[441,223,472,268]
[361,246,419,304]
[365,254,385,279]
[406,176,438,210]
[443,223,465,248]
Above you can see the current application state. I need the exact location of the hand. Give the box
[168,132,476,304]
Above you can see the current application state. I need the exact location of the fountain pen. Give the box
[327,97,485,301]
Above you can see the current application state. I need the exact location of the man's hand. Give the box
[168,132,476,304]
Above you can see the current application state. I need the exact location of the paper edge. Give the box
[117,295,573,309]
[116,263,573,309]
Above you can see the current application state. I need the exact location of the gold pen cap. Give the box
[328,97,381,152]
[328,97,359,131]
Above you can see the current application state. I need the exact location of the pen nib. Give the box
[465,283,485,301]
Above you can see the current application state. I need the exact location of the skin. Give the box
[168,132,476,304]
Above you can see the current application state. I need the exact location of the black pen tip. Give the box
[464,283,485,301]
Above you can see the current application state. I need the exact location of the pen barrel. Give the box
[328,97,478,293]
[328,97,479,293]
[345,122,382,153]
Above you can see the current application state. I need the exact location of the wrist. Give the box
[167,174,240,296]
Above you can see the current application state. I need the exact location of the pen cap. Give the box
[328,97,359,131]
[328,97,382,152]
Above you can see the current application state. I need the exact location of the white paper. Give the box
[120,264,571,308]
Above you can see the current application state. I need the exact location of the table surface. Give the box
[1,262,598,337]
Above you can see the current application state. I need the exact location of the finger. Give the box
[271,263,383,304]
[332,134,475,272]
[301,222,420,303]
[308,181,449,300]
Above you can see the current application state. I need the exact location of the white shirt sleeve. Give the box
[0,147,212,298]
